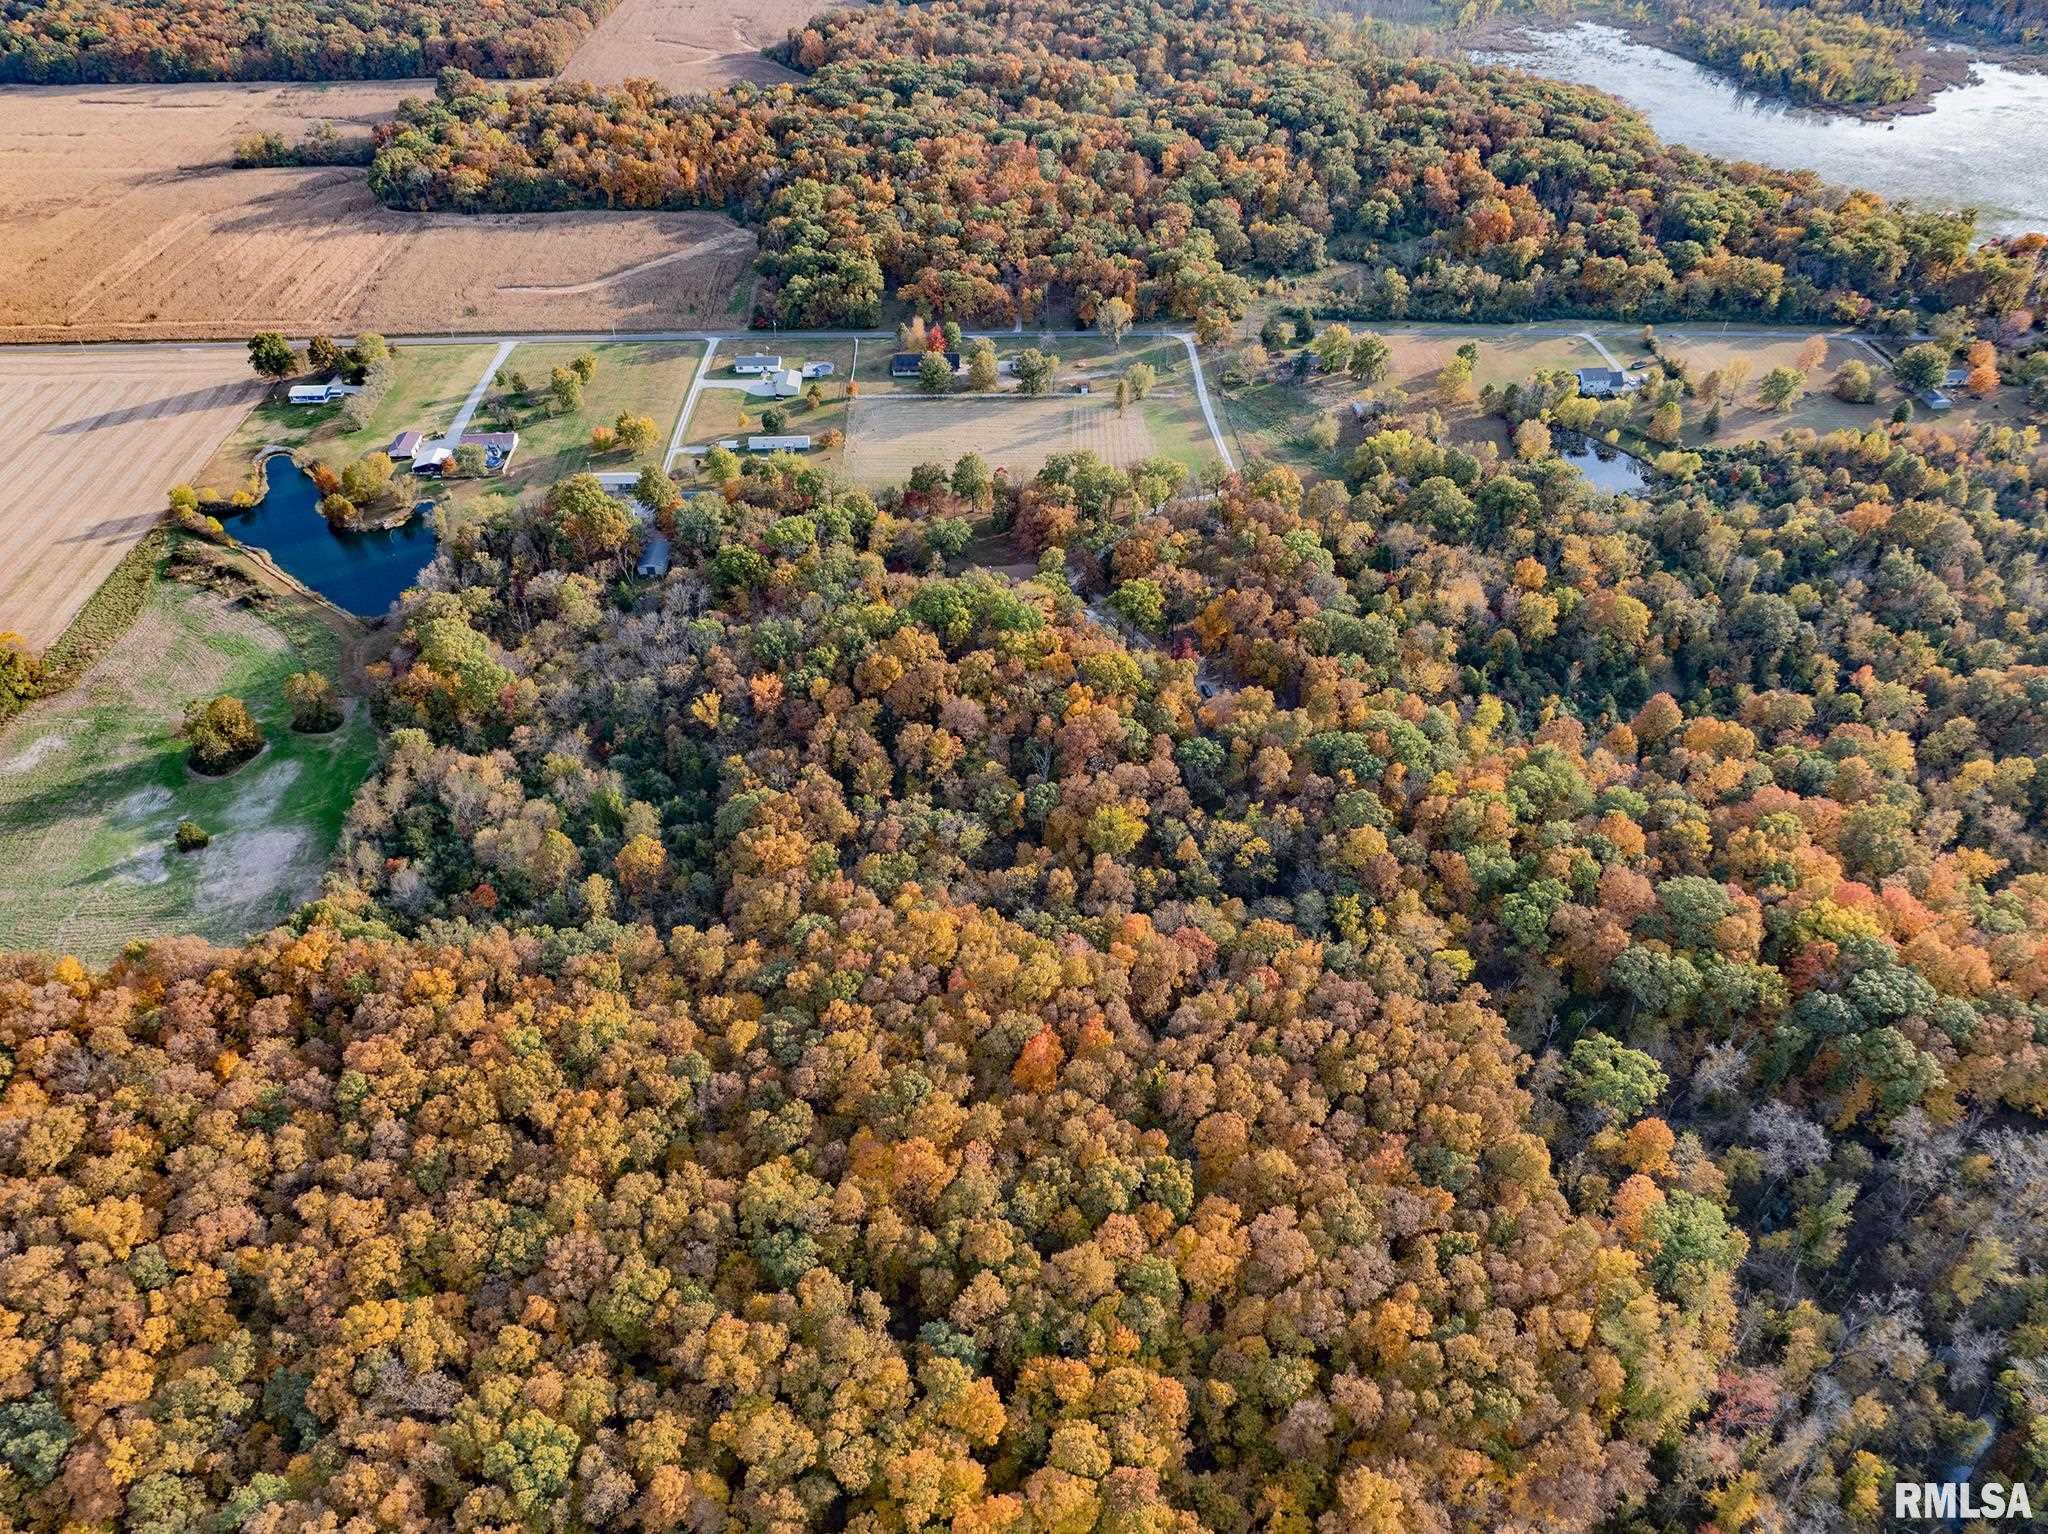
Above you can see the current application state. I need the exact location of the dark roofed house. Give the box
[457,431,520,473]
[1944,366,1971,388]
[891,351,961,378]
[637,533,672,579]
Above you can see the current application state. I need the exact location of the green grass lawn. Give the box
[198,345,500,496]
[0,560,375,961]
[479,342,700,494]
[672,342,855,480]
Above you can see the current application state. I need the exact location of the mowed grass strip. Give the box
[0,561,375,961]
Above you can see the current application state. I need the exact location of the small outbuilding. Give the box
[413,447,455,476]
[289,378,348,405]
[769,368,805,398]
[1919,389,1955,412]
[386,430,425,461]
[636,533,673,579]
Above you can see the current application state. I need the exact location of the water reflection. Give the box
[1475,22,2048,239]
[221,454,438,618]
[1561,438,1652,494]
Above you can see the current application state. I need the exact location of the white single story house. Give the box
[413,446,455,475]
[747,434,813,452]
[734,354,783,375]
[288,377,359,405]
[1574,367,1644,399]
[768,368,804,398]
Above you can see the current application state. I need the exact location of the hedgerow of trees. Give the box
[0,0,619,83]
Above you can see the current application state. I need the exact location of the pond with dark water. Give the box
[1474,22,2048,240]
[1562,439,1653,494]
[225,455,438,618]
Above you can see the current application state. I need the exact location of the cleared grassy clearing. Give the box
[671,342,856,477]
[0,552,374,961]
[1217,324,1572,474]
[197,344,500,495]
[475,341,701,492]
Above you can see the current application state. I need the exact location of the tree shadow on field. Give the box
[51,510,161,544]
[50,382,252,435]
[0,751,174,847]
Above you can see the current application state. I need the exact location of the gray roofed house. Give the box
[734,354,783,375]
[1574,367,1643,398]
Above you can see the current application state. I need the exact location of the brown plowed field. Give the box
[0,350,261,649]
[559,0,815,91]
[0,82,757,343]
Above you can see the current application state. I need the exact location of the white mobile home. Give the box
[734,354,783,376]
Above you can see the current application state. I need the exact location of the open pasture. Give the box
[0,349,262,650]
[846,396,1162,486]
[0,566,373,962]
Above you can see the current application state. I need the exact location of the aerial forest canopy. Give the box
[0,0,618,83]
[8,393,2048,1529]
[366,0,2046,333]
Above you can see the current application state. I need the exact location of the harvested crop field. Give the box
[847,396,1160,486]
[559,0,813,90]
[0,349,262,649]
[0,82,757,342]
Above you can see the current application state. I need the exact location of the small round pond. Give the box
[224,455,440,618]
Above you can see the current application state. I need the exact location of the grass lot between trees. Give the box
[196,344,500,499]
[674,336,1219,488]
[1216,317,2031,481]
[0,533,374,962]
[199,341,702,516]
